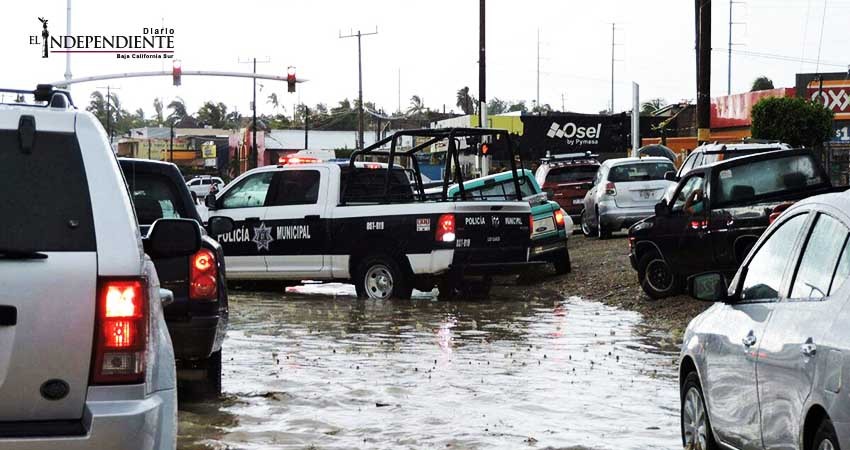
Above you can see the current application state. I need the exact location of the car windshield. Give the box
[125,172,187,225]
[714,154,828,206]
[545,166,599,183]
[608,162,673,183]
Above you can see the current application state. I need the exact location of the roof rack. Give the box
[0,84,75,109]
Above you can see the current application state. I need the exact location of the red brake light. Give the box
[529,214,535,237]
[604,182,617,196]
[436,214,456,242]
[554,209,566,228]
[190,249,218,300]
[364,163,383,169]
[92,279,146,385]
[690,219,709,230]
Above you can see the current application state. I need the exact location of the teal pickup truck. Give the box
[447,169,573,274]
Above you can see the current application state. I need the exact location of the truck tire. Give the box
[553,246,572,274]
[354,254,412,300]
[179,350,222,402]
[581,209,597,237]
[638,252,681,300]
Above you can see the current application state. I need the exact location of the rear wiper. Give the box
[0,249,48,260]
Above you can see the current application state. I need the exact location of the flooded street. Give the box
[179,285,681,450]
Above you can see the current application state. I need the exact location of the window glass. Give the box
[608,162,674,183]
[741,213,808,301]
[680,154,696,173]
[672,175,705,212]
[341,168,414,203]
[269,170,321,206]
[831,237,850,295]
[791,214,850,299]
[125,172,186,225]
[715,155,827,206]
[221,172,273,209]
[544,166,599,184]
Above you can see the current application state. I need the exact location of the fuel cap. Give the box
[40,379,70,401]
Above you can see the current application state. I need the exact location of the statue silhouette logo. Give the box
[38,17,49,58]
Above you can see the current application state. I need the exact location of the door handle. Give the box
[0,305,17,326]
[742,333,757,347]
[801,339,817,357]
[304,215,320,221]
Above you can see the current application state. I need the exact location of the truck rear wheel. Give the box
[638,252,681,300]
[178,350,222,402]
[355,254,412,300]
[553,246,572,274]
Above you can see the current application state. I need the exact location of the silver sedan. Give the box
[680,191,850,450]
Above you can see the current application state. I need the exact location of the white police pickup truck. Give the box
[207,128,540,299]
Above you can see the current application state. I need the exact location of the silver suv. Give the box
[0,86,196,449]
[682,191,850,450]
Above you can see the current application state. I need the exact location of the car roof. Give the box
[603,156,673,166]
[693,142,792,154]
[698,148,813,171]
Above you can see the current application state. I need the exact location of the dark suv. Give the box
[120,158,232,398]
[629,149,836,299]
[675,141,791,179]
[535,154,600,222]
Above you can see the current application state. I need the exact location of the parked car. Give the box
[206,128,541,299]
[629,149,836,299]
[680,190,850,450]
[0,85,191,449]
[121,158,233,399]
[676,140,792,179]
[447,169,573,274]
[187,175,224,197]
[535,153,600,223]
[580,156,675,239]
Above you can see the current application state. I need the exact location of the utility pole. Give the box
[397,68,401,114]
[610,23,616,114]
[304,105,309,150]
[696,0,712,143]
[340,27,378,150]
[561,93,565,112]
[536,28,540,114]
[727,0,743,95]
[97,85,119,147]
[239,57,270,169]
[479,0,488,176]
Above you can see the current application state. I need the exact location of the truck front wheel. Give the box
[355,254,412,300]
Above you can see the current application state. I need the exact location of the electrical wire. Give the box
[816,0,829,72]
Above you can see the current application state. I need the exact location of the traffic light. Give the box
[172,60,182,86]
[287,66,296,93]
[480,143,490,156]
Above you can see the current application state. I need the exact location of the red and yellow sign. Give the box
[807,80,850,121]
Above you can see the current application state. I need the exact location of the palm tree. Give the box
[167,97,188,123]
[641,98,667,114]
[407,95,424,115]
[267,93,279,111]
[152,98,164,126]
[456,86,476,115]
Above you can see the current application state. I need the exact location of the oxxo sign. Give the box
[546,122,603,145]
[807,82,850,120]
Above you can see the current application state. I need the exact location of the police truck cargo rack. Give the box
[207,128,544,300]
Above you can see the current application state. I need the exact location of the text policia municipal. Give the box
[32,28,174,52]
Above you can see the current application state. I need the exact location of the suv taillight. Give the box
[436,214,456,242]
[554,209,566,229]
[91,279,146,385]
[604,182,617,196]
[190,248,218,300]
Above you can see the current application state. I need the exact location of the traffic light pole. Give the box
[252,58,257,169]
[479,0,488,176]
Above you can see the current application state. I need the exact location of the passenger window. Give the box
[269,170,321,206]
[790,214,850,299]
[680,153,696,173]
[741,213,808,301]
[831,238,850,295]
[220,172,274,209]
[672,175,705,213]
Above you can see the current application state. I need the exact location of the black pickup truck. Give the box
[120,158,233,398]
[628,149,838,299]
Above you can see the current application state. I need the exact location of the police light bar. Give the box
[279,155,321,165]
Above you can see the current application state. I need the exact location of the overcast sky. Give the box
[3,0,848,120]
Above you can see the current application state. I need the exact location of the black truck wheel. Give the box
[355,254,412,300]
[638,252,681,299]
[179,350,222,402]
[553,246,572,274]
[581,209,596,237]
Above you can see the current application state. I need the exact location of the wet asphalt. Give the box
[177,283,681,450]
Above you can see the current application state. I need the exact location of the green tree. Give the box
[507,101,527,113]
[196,101,228,128]
[167,97,189,123]
[751,97,834,148]
[152,98,164,126]
[456,86,476,114]
[408,95,425,115]
[267,92,279,111]
[751,76,775,92]
[487,97,508,115]
[641,98,667,114]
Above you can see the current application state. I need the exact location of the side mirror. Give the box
[207,216,235,237]
[654,199,670,217]
[205,194,218,210]
[688,272,728,302]
[145,218,202,258]
[664,171,678,182]
[159,288,174,307]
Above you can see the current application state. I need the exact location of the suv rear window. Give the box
[608,162,673,183]
[714,154,828,206]
[0,130,96,251]
[124,172,187,225]
[544,166,599,184]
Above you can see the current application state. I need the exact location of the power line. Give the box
[800,0,813,71]
[715,47,846,67]
[816,0,828,72]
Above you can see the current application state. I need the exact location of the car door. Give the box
[209,170,275,275]
[584,166,605,225]
[705,212,809,449]
[757,210,850,450]
[263,168,329,277]
[657,172,708,273]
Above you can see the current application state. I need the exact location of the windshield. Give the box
[125,172,187,225]
[544,166,599,184]
[608,162,674,183]
[714,154,828,206]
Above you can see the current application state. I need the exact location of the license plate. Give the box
[572,199,583,205]
[640,191,654,199]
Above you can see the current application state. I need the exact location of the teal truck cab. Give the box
[447,169,572,274]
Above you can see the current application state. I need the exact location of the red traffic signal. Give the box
[287,66,296,93]
[480,143,489,156]
[172,60,182,86]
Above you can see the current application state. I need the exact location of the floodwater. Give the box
[178,283,681,450]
